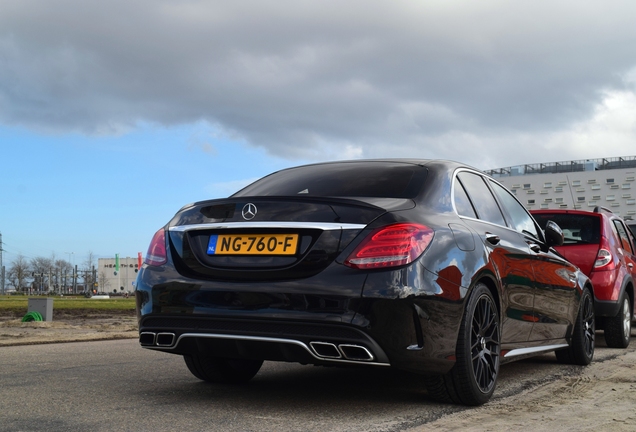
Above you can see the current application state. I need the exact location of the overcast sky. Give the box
[2,0,636,266]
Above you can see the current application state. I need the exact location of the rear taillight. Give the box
[594,236,614,269]
[144,228,167,266]
[344,223,434,270]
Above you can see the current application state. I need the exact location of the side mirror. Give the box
[545,220,564,247]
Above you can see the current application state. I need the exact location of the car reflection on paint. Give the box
[135,159,594,406]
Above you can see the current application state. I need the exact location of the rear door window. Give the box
[489,180,539,239]
[456,172,506,226]
[612,220,635,254]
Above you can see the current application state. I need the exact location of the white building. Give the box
[486,156,636,221]
[98,256,141,294]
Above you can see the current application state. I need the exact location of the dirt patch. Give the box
[0,309,138,346]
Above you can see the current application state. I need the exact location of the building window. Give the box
[544,198,553,203]
[527,199,535,205]
[512,184,521,189]
[611,203,620,207]
[627,199,636,205]
[540,203,549,209]
[527,189,535,194]
[523,183,531,189]
[592,195,601,200]
[626,176,635,182]
[555,186,563,192]
[622,194,631,199]
[606,195,615,201]
[587,179,597,184]
[577,196,586,202]
[559,204,568,208]
[556,197,564,203]
[591,184,601,190]
[611,184,619,189]
[576,188,585,193]
[607,178,615,184]
[558,181,568,185]
[540,190,548,194]
[623,183,631,189]
[544,182,552,188]
[572,180,581,186]
[588,201,597,207]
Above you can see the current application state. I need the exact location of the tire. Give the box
[184,354,263,384]
[424,283,501,406]
[556,288,595,365]
[604,291,631,348]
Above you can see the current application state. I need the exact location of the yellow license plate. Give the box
[207,234,299,255]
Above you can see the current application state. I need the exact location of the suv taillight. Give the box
[144,228,167,266]
[344,223,434,270]
[594,236,614,269]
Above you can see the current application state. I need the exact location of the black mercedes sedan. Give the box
[135,159,595,405]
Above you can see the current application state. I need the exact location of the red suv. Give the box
[532,207,636,348]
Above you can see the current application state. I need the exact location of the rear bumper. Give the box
[594,299,621,318]
[135,264,461,375]
[138,314,391,367]
[590,269,620,302]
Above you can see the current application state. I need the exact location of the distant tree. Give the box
[30,256,53,292]
[99,270,111,292]
[53,259,73,293]
[81,251,97,293]
[7,255,31,292]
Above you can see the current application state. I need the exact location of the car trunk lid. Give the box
[167,196,414,281]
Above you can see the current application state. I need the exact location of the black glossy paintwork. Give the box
[136,159,591,376]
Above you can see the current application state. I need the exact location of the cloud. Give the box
[2,0,636,168]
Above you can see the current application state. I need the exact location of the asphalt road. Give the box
[0,338,631,432]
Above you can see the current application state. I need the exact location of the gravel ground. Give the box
[0,310,138,346]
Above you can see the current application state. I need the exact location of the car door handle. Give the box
[485,233,500,245]
[528,243,541,253]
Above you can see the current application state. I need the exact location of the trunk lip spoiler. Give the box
[169,222,367,232]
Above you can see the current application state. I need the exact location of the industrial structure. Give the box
[486,155,636,221]
[97,255,142,294]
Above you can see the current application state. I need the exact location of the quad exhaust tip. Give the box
[310,341,374,362]
[140,333,375,362]
[139,332,176,347]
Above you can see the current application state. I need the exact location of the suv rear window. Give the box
[533,214,601,245]
[233,163,427,198]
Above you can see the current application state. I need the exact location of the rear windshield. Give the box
[232,162,427,199]
[533,213,601,245]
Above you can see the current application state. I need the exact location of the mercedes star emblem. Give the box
[242,203,257,220]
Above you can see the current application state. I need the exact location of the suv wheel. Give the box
[604,292,632,348]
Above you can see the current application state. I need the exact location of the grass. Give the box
[0,295,136,314]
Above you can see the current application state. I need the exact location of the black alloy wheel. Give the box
[424,283,501,405]
[556,288,595,365]
[604,292,631,349]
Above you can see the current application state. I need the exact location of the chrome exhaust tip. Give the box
[156,332,176,347]
[339,344,374,361]
[310,341,342,359]
[139,332,156,346]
